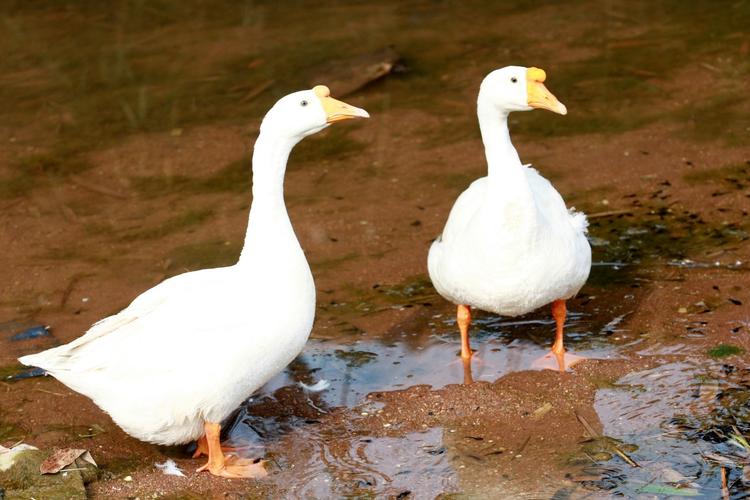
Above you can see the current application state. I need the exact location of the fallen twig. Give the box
[511,435,531,460]
[721,467,730,500]
[239,80,275,103]
[576,412,639,467]
[34,388,67,397]
[70,175,129,200]
[60,273,89,309]
[1,198,25,211]
[587,209,633,219]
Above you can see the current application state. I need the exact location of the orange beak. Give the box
[526,67,567,115]
[313,85,370,123]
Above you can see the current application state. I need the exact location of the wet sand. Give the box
[1,1,749,497]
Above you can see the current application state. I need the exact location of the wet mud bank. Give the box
[2,0,750,497]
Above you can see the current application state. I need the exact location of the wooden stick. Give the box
[576,412,639,467]
[587,209,633,219]
[70,175,128,199]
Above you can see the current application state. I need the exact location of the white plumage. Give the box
[428,66,591,369]
[19,86,368,455]
[428,169,591,316]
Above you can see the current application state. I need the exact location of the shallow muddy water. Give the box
[1,0,750,498]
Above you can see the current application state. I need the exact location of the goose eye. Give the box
[511,77,517,83]
[300,100,308,107]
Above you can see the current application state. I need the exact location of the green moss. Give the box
[129,174,195,199]
[87,209,214,241]
[199,158,251,193]
[683,162,749,186]
[670,94,750,145]
[0,364,30,381]
[0,449,90,499]
[291,126,367,166]
[131,158,251,199]
[0,173,36,200]
[377,276,437,304]
[587,201,749,265]
[0,151,93,200]
[160,491,207,500]
[119,208,214,242]
[99,456,142,475]
[425,171,482,190]
[0,420,25,442]
[334,349,378,368]
[707,344,744,358]
[311,252,360,271]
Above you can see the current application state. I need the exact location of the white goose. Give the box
[428,66,591,373]
[19,85,368,478]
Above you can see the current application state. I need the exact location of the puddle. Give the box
[274,428,458,499]
[590,361,750,498]
[246,305,622,411]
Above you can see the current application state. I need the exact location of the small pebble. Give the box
[124,475,133,482]
[678,307,688,314]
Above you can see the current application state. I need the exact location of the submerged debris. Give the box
[299,379,331,392]
[576,412,639,467]
[5,367,46,381]
[309,47,403,97]
[9,325,50,341]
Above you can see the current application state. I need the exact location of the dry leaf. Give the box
[40,448,97,474]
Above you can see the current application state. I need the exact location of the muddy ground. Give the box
[1,1,749,498]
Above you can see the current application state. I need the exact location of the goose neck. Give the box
[477,105,522,177]
[238,131,299,264]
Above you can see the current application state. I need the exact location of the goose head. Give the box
[479,66,567,115]
[260,85,369,140]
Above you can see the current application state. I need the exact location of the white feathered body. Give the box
[20,228,315,445]
[17,87,371,448]
[428,165,590,316]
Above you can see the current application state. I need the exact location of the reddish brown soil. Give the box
[1,0,749,497]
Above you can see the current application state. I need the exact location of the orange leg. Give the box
[193,434,210,458]
[532,299,586,372]
[457,304,472,360]
[196,422,267,478]
[192,435,256,459]
[551,299,567,357]
[461,355,474,385]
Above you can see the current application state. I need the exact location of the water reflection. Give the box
[253,308,619,410]
[593,361,750,498]
[227,404,458,499]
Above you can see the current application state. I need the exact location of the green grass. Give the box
[707,344,744,358]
